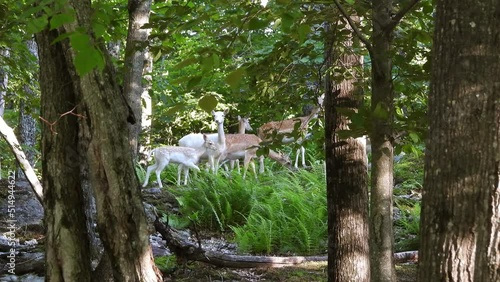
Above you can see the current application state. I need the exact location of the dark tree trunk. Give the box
[324,21,370,282]
[36,27,92,281]
[418,0,500,281]
[123,0,152,159]
[36,0,161,280]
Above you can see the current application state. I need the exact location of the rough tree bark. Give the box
[324,20,370,282]
[124,0,152,159]
[36,26,92,280]
[418,0,500,281]
[334,1,420,280]
[36,0,162,280]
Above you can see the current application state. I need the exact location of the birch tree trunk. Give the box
[418,0,500,280]
[0,48,8,118]
[124,0,152,159]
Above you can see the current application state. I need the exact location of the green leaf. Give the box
[187,76,202,89]
[174,57,198,70]
[298,24,310,43]
[201,55,214,73]
[372,102,390,120]
[409,132,419,143]
[248,18,268,30]
[74,47,104,75]
[69,33,90,51]
[281,13,294,33]
[50,12,75,30]
[27,15,48,34]
[198,94,218,113]
[225,68,245,90]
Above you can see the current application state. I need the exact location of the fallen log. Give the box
[154,217,418,268]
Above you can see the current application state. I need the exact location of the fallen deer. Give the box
[143,134,219,187]
[257,106,321,168]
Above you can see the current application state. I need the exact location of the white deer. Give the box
[257,106,321,168]
[178,109,228,174]
[142,134,218,187]
[220,133,293,179]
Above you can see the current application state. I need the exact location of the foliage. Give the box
[171,160,327,256]
[393,153,424,252]
[172,171,255,231]
[154,255,177,274]
[394,152,424,195]
[394,202,421,252]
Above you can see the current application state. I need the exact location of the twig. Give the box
[39,105,86,134]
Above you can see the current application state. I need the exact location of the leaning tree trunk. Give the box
[324,20,370,282]
[36,0,161,281]
[123,0,152,159]
[418,0,500,281]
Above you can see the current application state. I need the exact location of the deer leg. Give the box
[300,146,306,167]
[182,166,190,185]
[258,156,264,174]
[143,162,158,187]
[177,165,183,186]
[154,159,169,188]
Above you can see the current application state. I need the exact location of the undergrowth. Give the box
[152,152,423,256]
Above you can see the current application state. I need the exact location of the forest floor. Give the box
[0,180,418,282]
[161,260,417,281]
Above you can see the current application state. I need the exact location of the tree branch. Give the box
[0,117,44,203]
[332,0,374,57]
[387,0,421,32]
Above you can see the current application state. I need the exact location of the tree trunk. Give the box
[140,51,153,156]
[36,26,92,281]
[418,0,500,281]
[324,21,370,282]
[0,48,8,117]
[124,0,152,159]
[17,39,38,180]
[36,0,161,280]
[369,1,396,281]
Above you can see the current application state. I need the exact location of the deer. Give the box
[228,116,252,173]
[178,109,228,174]
[257,106,321,169]
[219,133,293,179]
[142,134,219,187]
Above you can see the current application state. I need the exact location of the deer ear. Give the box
[203,134,207,140]
[224,109,229,114]
[211,110,215,115]
[237,115,241,120]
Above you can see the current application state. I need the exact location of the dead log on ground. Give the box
[154,217,418,268]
